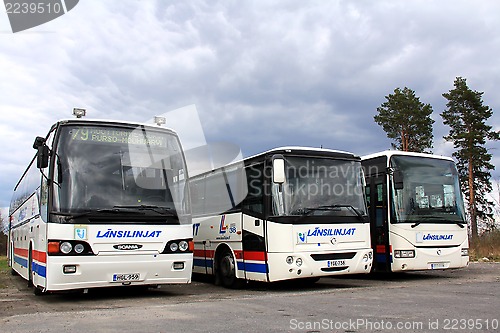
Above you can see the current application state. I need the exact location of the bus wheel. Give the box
[218,250,243,289]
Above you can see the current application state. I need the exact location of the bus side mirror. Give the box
[33,136,49,169]
[272,155,285,184]
[393,170,404,190]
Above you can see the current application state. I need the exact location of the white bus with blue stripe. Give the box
[190,147,373,288]
[362,150,469,272]
[8,110,193,294]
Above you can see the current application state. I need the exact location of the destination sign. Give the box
[70,127,167,147]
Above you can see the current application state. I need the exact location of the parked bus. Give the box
[190,147,373,288]
[8,109,193,294]
[362,150,469,272]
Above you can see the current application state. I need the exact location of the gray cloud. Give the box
[0,0,499,208]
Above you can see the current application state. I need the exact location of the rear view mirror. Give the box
[272,155,285,184]
[33,136,49,169]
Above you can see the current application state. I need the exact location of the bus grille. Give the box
[321,266,349,272]
[310,252,356,261]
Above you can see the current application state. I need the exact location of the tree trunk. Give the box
[468,155,477,239]
[401,129,408,151]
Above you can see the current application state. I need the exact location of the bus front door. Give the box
[367,174,391,272]
[241,214,268,282]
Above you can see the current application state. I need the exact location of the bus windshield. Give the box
[272,156,367,219]
[390,155,466,224]
[52,125,189,222]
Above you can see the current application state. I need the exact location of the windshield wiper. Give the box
[410,216,466,228]
[65,208,146,221]
[293,204,366,222]
[113,205,178,217]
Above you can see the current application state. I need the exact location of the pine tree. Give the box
[374,87,434,152]
[441,77,500,238]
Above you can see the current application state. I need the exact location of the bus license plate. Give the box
[430,263,447,270]
[112,273,140,282]
[327,260,346,268]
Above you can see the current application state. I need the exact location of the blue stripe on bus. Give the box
[33,261,47,278]
[14,255,28,268]
[13,255,46,278]
[376,254,387,263]
[194,258,213,268]
[237,262,268,273]
[194,258,267,274]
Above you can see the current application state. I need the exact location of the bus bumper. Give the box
[266,248,373,282]
[43,253,193,292]
[391,247,469,272]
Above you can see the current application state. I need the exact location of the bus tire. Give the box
[33,286,44,296]
[300,277,320,285]
[217,250,243,289]
[27,246,33,288]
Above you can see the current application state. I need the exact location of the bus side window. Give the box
[375,183,384,227]
[365,185,371,210]
[242,164,264,215]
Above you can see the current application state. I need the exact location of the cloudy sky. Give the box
[1,0,499,211]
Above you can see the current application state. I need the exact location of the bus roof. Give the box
[245,146,359,161]
[188,146,360,178]
[361,150,454,162]
[51,118,179,135]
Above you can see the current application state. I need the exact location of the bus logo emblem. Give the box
[114,244,143,250]
[219,215,227,234]
[297,232,307,243]
[75,227,87,240]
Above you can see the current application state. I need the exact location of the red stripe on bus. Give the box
[14,247,29,258]
[14,247,47,263]
[194,249,266,262]
[242,251,266,261]
[376,245,386,253]
[33,250,47,263]
[193,249,215,258]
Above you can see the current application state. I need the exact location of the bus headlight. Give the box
[60,242,73,254]
[169,242,179,252]
[286,256,294,265]
[74,243,85,254]
[296,258,303,267]
[363,254,369,262]
[178,241,189,252]
[461,248,469,256]
[162,239,193,254]
[394,250,415,258]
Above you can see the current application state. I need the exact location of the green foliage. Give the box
[374,87,434,152]
[441,77,500,237]
[0,256,8,274]
[0,256,8,289]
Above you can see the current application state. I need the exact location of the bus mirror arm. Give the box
[392,169,404,190]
